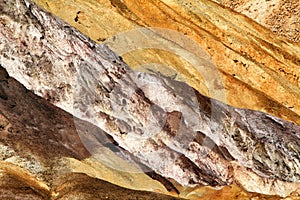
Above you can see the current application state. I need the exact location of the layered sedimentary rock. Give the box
[1,0,300,199]
[32,0,300,126]
[217,0,300,42]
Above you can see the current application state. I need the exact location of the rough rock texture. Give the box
[217,0,300,42]
[1,0,300,198]
[0,65,182,199]
[0,44,286,200]
[51,173,181,200]
[32,0,300,126]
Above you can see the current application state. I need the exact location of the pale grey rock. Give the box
[1,0,300,196]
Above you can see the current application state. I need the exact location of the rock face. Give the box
[218,0,300,42]
[0,69,295,200]
[32,0,300,126]
[1,0,300,198]
[0,66,182,199]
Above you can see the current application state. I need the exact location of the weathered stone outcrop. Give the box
[0,66,296,199]
[32,0,300,126]
[1,0,300,198]
[0,65,182,199]
[217,0,300,42]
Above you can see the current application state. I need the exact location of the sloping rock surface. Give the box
[218,0,300,42]
[32,0,300,126]
[1,0,300,198]
[0,65,182,199]
[0,45,288,200]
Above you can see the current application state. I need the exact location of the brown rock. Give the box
[218,0,300,42]
[1,0,300,199]
[52,173,181,200]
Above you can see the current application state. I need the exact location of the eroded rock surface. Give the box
[218,0,300,42]
[0,50,285,200]
[32,0,300,126]
[0,65,183,199]
[1,0,300,198]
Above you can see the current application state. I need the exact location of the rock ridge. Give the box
[1,0,300,197]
